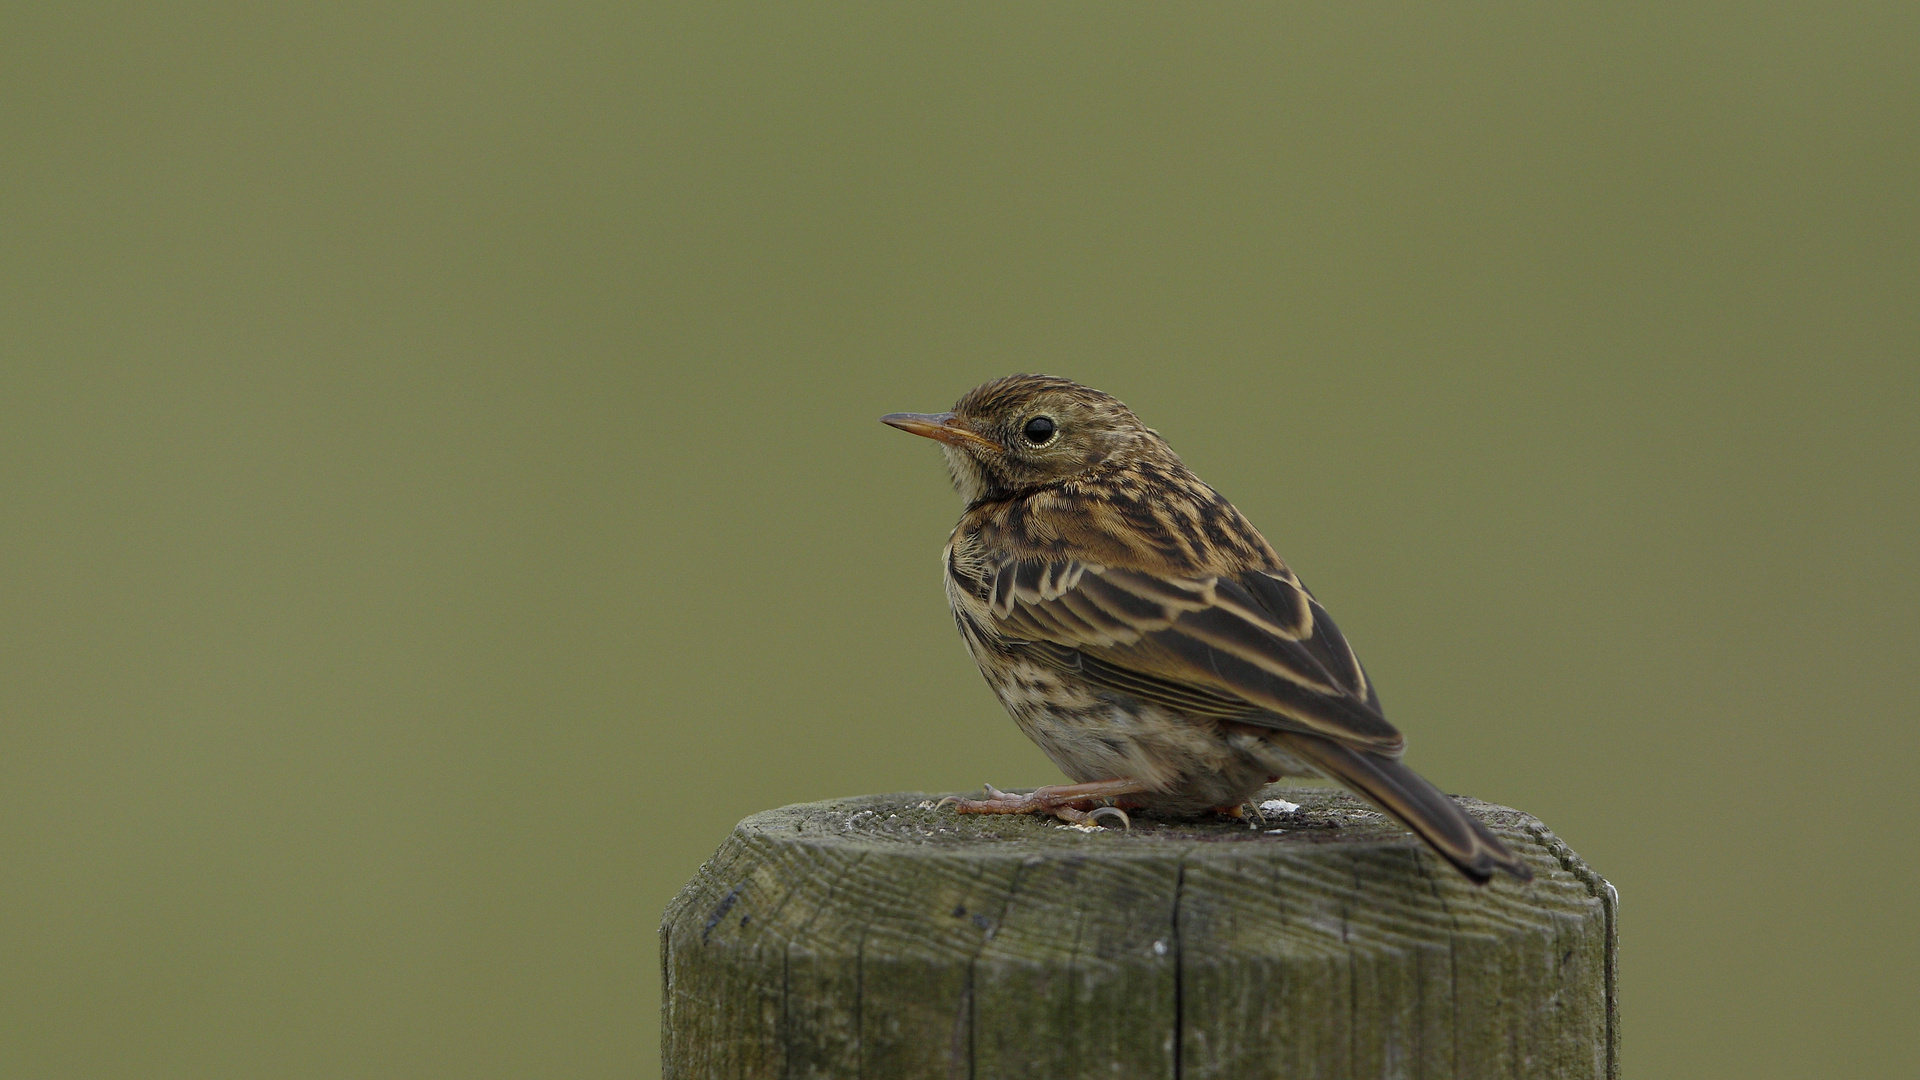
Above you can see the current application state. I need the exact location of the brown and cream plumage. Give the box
[883,374,1530,883]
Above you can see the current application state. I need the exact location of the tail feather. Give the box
[1274,732,1533,884]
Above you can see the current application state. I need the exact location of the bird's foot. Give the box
[938,779,1146,830]
[1210,801,1272,828]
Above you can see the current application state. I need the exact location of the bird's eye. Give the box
[1022,416,1057,445]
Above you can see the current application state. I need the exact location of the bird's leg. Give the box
[939,779,1148,829]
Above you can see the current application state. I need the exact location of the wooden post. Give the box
[661,785,1616,1079]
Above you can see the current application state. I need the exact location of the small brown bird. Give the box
[883,374,1530,883]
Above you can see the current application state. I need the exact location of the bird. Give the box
[881,374,1531,883]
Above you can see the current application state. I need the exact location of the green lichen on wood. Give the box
[662,786,1616,1079]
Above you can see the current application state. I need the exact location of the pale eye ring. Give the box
[1022,416,1057,445]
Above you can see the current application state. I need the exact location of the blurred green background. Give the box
[3,4,1916,1077]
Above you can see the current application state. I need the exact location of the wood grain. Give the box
[662,786,1615,1079]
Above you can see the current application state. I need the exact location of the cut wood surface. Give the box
[661,785,1616,1080]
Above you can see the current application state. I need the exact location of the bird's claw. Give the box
[937,783,1034,812]
[939,780,1140,830]
[1051,803,1129,829]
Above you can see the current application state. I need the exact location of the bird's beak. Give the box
[880,412,999,452]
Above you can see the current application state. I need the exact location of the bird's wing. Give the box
[970,557,1404,754]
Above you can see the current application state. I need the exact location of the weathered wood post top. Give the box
[662,784,1616,1079]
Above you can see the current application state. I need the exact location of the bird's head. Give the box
[883,374,1171,503]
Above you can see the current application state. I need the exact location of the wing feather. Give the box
[1294,595,1379,710]
[976,558,1405,754]
[1054,588,1134,644]
[1029,642,1260,721]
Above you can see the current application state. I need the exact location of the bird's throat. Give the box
[940,445,1003,505]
